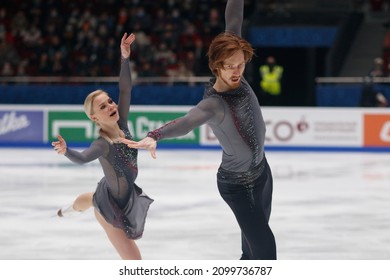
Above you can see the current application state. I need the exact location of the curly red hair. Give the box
[207,32,254,76]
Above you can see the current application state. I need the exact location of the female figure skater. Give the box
[122,0,276,260]
[52,33,153,260]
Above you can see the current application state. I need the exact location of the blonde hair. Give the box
[83,89,123,141]
[83,90,107,120]
[207,32,254,76]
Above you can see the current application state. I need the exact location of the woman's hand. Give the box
[120,137,157,159]
[52,135,67,155]
[120,33,135,59]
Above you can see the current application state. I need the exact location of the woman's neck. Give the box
[100,124,124,143]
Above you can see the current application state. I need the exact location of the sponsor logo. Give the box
[48,111,199,143]
[380,121,390,142]
[0,111,30,135]
[364,114,390,146]
[265,118,309,143]
[0,110,44,143]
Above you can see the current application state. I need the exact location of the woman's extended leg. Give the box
[73,192,94,211]
[57,192,94,217]
[94,209,142,260]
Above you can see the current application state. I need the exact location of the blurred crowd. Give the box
[0,0,254,78]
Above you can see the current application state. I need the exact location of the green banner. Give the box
[48,110,199,144]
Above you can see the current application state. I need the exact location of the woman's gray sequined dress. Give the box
[64,58,153,240]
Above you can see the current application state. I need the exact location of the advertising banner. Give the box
[0,110,44,143]
[363,113,390,147]
[200,107,390,149]
[262,108,362,147]
[47,108,199,145]
[0,105,389,150]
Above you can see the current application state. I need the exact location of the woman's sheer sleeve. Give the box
[117,58,132,129]
[65,140,106,164]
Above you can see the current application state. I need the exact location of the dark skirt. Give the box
[92,177,154,240]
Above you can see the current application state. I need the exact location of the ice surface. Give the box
[0,148,389,260]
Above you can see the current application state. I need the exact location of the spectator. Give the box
[37,53,51,75]
[192,38,209,76]
[1,61,13,76]
[0,39,20,73]
[10,10,28,36]
[369,57,385,78]
[360,76,388,107]
[16,59,28,76]
[138,61,155,78]
[20,23,42,48]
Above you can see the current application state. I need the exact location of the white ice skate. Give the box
[57,204,81,217]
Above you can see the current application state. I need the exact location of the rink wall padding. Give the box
[0,105,389,152]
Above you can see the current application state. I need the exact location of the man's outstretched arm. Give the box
[225,0,244,37]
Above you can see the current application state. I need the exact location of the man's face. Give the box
[217,50,246,90]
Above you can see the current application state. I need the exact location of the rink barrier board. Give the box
[0,105,389,152]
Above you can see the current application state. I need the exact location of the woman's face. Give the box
[90,93,119,125]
